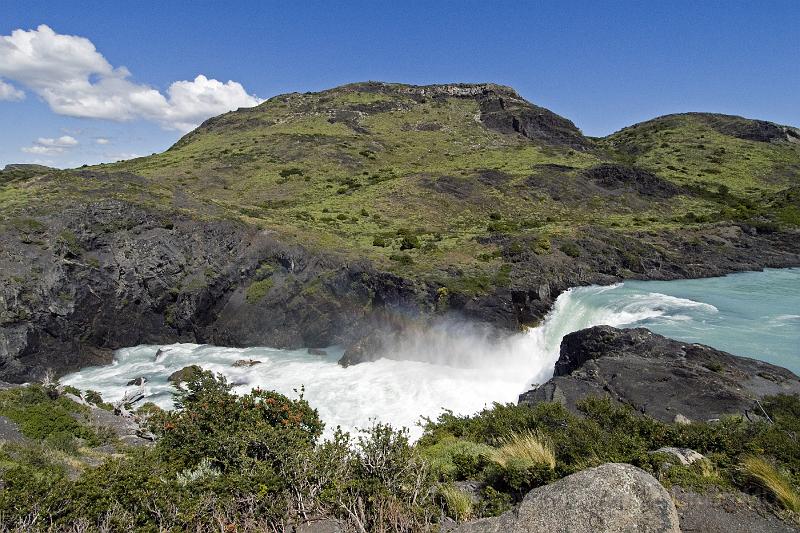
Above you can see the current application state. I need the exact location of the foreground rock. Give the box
[454,463,679,532]
[520,326,800,422]
[670,485,799,533]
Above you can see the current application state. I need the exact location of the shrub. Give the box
[246,278,273,304]
[85,389,113,411]
[476,486,512,517]
[254,262,275,280]
[151,371,323,471]
[399,234,420,250]
[373,236,387,247]
[420,435,492,480]
[279,167,303,178]
[533,236,551,255]
[0,386,100,444]
[389,253,413,265]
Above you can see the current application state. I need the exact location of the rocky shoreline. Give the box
[519,325,800,422]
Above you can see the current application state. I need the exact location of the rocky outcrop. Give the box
[670,485,800,532]
[168,365,203,384]
[582,163,682,198]
[1,190,799,379]
[520,326,800,422]
[453,463,680,533]
[0,200,434,381]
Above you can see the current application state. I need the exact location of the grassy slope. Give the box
[2,83,799,283]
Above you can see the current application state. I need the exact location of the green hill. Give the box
[1,82,799,379]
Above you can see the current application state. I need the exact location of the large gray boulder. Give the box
[454,463,680,533]
[520,326,800,422]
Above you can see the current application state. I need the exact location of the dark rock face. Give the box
[582,163,682,198]
[476,90,590,150]
[520,326,800,422]
[695,113,800,143]
[454,463,680,533]
[0,200,431,381]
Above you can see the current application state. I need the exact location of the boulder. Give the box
[520,326,800,422]
[126,376,147,386]
[168,365,203,384]
[454,463,680,533]
[339,331,385,367]
[650,447,705,465]
[232,359,262,367]
[87,406,152,446]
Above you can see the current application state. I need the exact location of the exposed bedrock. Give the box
[519,325,800,422]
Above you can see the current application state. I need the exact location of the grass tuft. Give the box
[439,484,473,522]
[490,430,555,470]
[741,455,800,513]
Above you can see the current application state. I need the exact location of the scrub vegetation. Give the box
[0,373,798,531]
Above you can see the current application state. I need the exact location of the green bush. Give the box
[389,253,413,265]
[399,233,420,250]
[0,386,100,445]
[246,278,274,303]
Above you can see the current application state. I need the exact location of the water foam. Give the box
[61,271,798,440]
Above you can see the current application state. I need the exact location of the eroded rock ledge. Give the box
[519,325,800,422]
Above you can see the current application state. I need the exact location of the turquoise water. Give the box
[63,268,800,438]
[575,268,800,374]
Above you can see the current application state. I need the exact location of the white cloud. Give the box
[22,145,63,155]
[95,137,110,145]
[0,25,263,131]
[37,135,78,147]
[21,134,79,155]
[0,79,24,101]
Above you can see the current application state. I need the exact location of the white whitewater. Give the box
[62,281,732,440]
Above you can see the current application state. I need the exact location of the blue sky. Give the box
[2,0,798,168]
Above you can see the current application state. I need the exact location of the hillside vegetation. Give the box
[3,83,799,274]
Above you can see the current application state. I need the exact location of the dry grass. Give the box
[489,430,556,470]
[741,456,800,513]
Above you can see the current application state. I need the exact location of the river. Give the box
[62,268,800,439]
